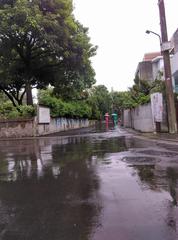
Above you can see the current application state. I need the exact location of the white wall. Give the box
[152,58,164,80]
[171,52,178,92]
[123,109,132,128]
[37,117,92,136]
[124,104,154,132]
[172,52,178,75]
[132,104,154,132]
[123,103,168,133]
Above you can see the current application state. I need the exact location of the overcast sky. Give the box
[73,0,178,91]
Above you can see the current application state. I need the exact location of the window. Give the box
[174,76,178,93]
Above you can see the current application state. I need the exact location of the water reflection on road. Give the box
[0,126,177,240]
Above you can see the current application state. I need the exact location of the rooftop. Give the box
[143,52,161,61]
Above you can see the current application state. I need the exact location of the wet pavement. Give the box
[0,124,177,240]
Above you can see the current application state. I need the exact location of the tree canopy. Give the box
[0,0,97,106]
[87,85,112,119]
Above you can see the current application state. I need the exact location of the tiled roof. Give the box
[143,52,161,61]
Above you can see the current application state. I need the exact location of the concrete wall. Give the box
[0,117,94,138]
[124,103,168,133]
[152,57,164,81]
[132,104,154,132]
[171,29,178,92]
[124,104,154,132]
[138,61,153,81]
[37,117,91,136]
[172,52,178,75]
[172,51,178,93]
[173,28,178,54]
[123,109,132,128]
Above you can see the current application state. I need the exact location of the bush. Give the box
[38,89,92,119]
[18,105,36,118]
[137,94,150,105]
[0,102,35,119]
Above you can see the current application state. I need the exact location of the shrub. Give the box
[0,102,35,119]
[38,90,92,119]
[18,105,36,118]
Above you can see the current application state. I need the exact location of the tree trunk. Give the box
[25,82,33,106]
[17,98,23,106]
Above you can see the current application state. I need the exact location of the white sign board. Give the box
[151,93,163,122]
[38,106,50,124]
[161,41,172,52]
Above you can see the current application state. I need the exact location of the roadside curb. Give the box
[124,127,178,144]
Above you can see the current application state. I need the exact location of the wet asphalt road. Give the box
[0,124,177,240]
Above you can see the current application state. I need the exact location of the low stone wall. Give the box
[0,117,94,138]
[0,119,35,138]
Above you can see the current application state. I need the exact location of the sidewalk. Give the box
[142,132,178,143]
[124,127,178,143]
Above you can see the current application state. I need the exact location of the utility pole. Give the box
[158,0,177,133]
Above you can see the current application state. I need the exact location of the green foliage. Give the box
[136,94,150,105]
[111,91,137,110]
[18,105,36,117]
[0,102,15,117]
[87,85,112,119]
[38,79,165,120]
[0,0,97,106]
[110,79,165,111]
[126,78,165,109]
[38,89,92,118]
[0,101,35,119]
[0,92,9,102]
[130,79,152,102]
[150,80,165,94]
[38,89,66,117]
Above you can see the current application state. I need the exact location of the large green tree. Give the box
[87,85,112,119]
[110,91,137,111]
[0,0,96,106]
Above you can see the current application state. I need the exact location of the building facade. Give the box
[171,28,178,93]
[136,52,164,82]
[136,28,178,93]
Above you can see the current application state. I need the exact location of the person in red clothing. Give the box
[104,113,109,129]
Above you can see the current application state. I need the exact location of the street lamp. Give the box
[146,30,162,47]
[145,30,163,133]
